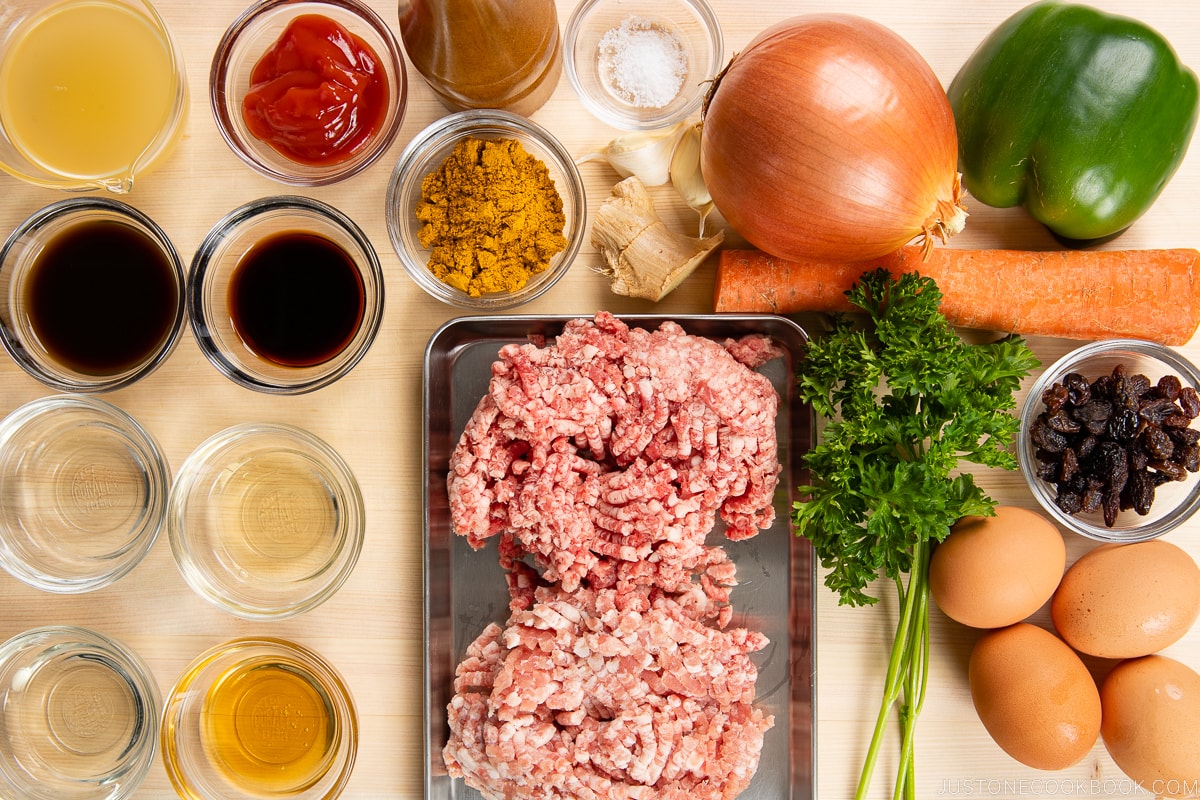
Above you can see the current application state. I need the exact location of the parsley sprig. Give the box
[793,268,1039,800]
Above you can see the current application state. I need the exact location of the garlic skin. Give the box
[592,176,724,302]
[576,122,686,187]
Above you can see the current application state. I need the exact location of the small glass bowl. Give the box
[167,423,365,621]
[161,637,357,800]
[1019,339,1200,542]
[563,0,723,130]
[384,109,586,310]
[0,198,187,393]
[0,625,160,800]
[210,0,407,185]
[0,395,169,593]
[0,0,188,193]
[189,196,384,395]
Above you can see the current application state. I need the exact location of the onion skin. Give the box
[701,15,966,262]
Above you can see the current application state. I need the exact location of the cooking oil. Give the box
[201,657,337,794]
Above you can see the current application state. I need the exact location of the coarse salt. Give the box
[597,16,688,109]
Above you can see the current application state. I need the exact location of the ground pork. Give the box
[448,312,782,593]
[443,581,775,800]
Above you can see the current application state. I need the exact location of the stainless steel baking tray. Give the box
[423,314,816,800]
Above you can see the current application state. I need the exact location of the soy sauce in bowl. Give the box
[228,231,365,368]
[27,218,180,375]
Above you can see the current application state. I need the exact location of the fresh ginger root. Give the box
[592,176,724,302]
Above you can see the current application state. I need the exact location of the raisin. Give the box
[1102,488,1121,527]
[1184,444,1200,473]
[1126,470,1156,515]
[1063,373,1091,405]
[1108,407,1140,441]
[1093,441,1128,493]
[1060,447,1079,482]
[1073,399,1113,424]
[1081,480,1104,513]
[1055,490,1083,515]
[1157,374,1183,401]
[1031,421,1068,453]
[1042,382,1070,412]
[1142,427,1175,461]
[1044,409,1081,434]
[1151,460,1186,481]
[1180,387,1200,418]
[1139,397,1181,425]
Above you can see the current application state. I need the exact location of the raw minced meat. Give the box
[447,312,782,592]
[443,581,775,800]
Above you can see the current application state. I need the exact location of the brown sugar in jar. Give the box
[397,0,562,117]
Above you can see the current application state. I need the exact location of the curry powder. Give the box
[415,137,568,297]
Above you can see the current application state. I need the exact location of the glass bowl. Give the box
[1019,339,1200,543]
[563,0,723,130]
[160,637,357,800]
[167,423,365,621]
[0,0,188,193]
[384,109,586,310]
[210,0,407,185]
[189,196,384,395]
[0,198,187,393]
[0,395,169,593]
[0,626,160,800]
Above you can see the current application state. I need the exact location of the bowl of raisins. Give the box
[1019,339,1200,542]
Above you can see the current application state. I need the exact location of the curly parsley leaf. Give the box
[793,267,1041,607]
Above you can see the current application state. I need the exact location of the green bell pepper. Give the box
[948,1,1198,243]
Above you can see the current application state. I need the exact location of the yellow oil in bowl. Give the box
[0,0,187,192]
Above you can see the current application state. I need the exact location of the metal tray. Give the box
[422,314,816,800]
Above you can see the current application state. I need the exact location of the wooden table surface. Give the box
[0,1,1197,798]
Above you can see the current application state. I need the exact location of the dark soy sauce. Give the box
[25,219,178,376]
[228,231,365,368]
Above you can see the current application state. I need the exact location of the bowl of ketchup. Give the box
[210,0,407,185]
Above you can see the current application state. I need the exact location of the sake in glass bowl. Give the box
[0,198,187,393]
[210,0,407,185]
[0,626,160,800]
[0,395,169,593]
[160,637,357,800]
[0,0,188,192]
[167,422,365,621]
[1018,338,1200,543]
[563,0,723,130]
[189,195,384,395]
[384,109,586,310]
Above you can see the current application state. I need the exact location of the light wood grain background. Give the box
[0,1,1196,798]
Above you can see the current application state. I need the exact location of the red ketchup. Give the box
[242,14,388,166]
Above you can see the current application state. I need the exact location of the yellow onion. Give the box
[701,15,966,262]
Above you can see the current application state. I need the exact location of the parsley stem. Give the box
[854,539,931,800]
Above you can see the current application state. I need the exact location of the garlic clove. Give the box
[576,122,686,187]
[670,121,714,237]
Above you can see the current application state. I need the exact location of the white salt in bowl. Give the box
[564,0,723,130]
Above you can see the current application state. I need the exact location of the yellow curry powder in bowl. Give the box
[386,109,586,310]
[415,137,568,297]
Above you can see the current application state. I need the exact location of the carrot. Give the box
[713,246,1200,345]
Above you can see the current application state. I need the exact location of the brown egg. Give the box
[969,622,1101,770]
[1051,540,1200,659]
[930,506,1066,628]
[1101,655,1200,787]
